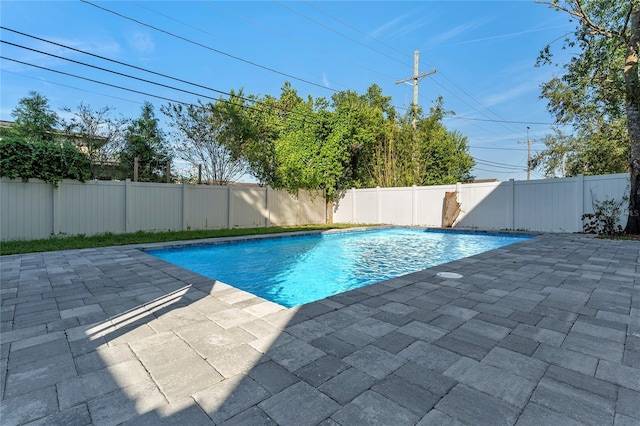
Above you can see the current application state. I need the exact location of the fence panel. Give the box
[268,188,299,226]
[231,186,267,228]
[58,180,125,236]
[128,182,183,232]
[379,187,413,225]
[1,179,327,241]
[184,185,229,230]
[583,173,629,228]
[331,173,630,233]
[415,185,458,227]
[1,179,53,240]
[297,190,325,225]
[333,190,355,223]
[456,182,511,230]
[353,188,379,224]
[513,178,580,232]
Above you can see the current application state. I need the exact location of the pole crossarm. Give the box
[394,50,436,128]
[395,69,436,85]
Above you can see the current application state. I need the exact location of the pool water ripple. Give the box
[148,228,531,307]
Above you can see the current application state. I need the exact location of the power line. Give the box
[80,0,340,93]
[0,33,327,126]
[1,41,227,103]
[449,115,565,126]
[297,1,530,134]
[1,27,236,99]
[1,56,188,105]
[141,1,378,89]
[469,146,530,151]
[272,0,410,68]
[0,69,144,105]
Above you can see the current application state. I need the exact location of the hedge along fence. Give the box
[0,178,326,241]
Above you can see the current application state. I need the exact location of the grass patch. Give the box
[1,224,359,255]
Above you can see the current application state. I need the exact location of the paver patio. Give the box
[1,232,639,425]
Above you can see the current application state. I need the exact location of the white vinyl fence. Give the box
[0,178,326,241]
[333,173,629,233]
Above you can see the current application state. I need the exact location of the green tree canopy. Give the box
[217,83,474,198]
[121,102,172,182]
[162,100,249,185]
[10,91,59,142]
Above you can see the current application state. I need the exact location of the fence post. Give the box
[227,184,233,229]
[265,186,270,228]
[351,188,356,224]
[376,186,381,224]
[52,182,61,236]
[125,179,132,233]
[182,183,188,230]
[412,185,417,226]
[509,179,515,230]
[576,174,585,232]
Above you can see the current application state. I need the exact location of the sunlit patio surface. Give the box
[1,233,639,425]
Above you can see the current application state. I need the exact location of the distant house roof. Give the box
[472,178,499,183]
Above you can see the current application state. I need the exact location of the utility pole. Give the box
[518,126,541,180]
[395,50,436,128]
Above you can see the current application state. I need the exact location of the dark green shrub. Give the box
[0,136,91,187]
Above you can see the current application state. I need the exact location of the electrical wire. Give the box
[0,68,144,105]
[297,1,533,134]
[1,56,189,105]
[0,33,330,126]
[80,0,340,93]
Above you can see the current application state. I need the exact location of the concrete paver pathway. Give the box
[1,232,639,425]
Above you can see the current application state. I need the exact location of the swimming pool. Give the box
[147,228,532,308]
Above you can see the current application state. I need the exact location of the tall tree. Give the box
[10,91,59,142]
[162,100,249,185]
[537,0,640,233]
[532,123,629,177]
[60,103,129,179]
[121,102,172,182]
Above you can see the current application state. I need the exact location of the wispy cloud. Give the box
[322,72,330,89]
[369,11,433,40]
[127,31,154,53]
[451,24,572,47]
[426,16,494,46]
[483,82,537,107]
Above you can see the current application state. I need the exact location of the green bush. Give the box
[0,136,91,187]
[582,196,627,236]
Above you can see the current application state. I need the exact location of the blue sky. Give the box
[0,1,575,181]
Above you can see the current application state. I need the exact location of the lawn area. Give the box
[0,224,358,255]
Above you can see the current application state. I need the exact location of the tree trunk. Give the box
[624,4,640,235]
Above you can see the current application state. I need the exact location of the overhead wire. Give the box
[0,68,144,105]
[80,0,340,93]
[2,5,541,177]
[297,1,538,134]
[1,56,189,105]
[0,30,337,127]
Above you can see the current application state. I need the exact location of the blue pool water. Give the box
[147,228,532,308]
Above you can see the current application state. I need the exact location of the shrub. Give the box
[0,136,91,187]
[582,196,626,236]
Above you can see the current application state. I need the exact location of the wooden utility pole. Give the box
[518,127,541,180]
[395,50,436,128]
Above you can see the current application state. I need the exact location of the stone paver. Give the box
[1,233,639,425]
